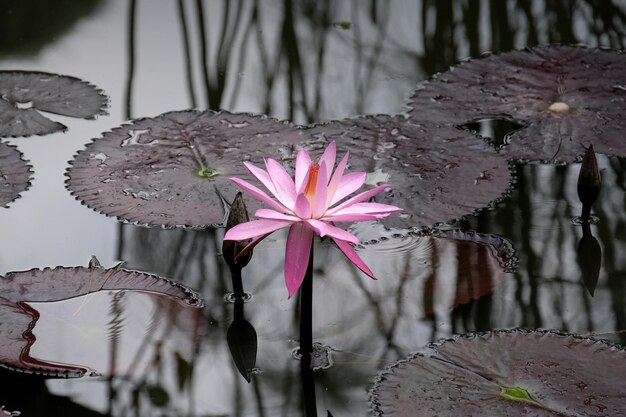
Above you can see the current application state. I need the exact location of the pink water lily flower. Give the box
[223,141,402,298]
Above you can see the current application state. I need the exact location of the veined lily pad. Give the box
[0,71,108,137]
[371,329,626,416]
[302,115,513,230]
[66,110,302,228]
[408,46,626,163]
[0,266,202,377]
[0,140,32,207]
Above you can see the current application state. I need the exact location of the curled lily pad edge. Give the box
[368,328,625,416]
[0,70,110,139]
[0,264,206,308]
[0,140,33,208]
[64,108,296,230]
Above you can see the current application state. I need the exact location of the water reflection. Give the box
[227,297,258,382]
[1,0,625,415]
[577,222,602,296]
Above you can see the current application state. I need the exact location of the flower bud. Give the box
[223,192,253,269]
[577,145,601,220]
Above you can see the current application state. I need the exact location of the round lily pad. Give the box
[0,71,108,137]
[0,265,202,377]
[0,140,32,207]
[371,329,626,416]
[408,46,626,163]
[301,115,513,230]
[66,110,303,228]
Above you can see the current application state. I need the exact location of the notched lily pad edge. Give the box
[299,113,519,233]
[368,327,625,416]
[1,141,34,208]
[1,70,110,139]
[64,109,295,230]
[0,362,86,379]
[401,44,626,164]
[0,265,206,308]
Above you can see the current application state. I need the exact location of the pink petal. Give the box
[234,233,270,264]
[244,162,278,195]
[330,202,403,216]
[332,238,375,279]
[255,209,300,222]
[326,152,349,206]
[230,177,290,213]
[284,223,314,298]
[327,184,389,215]
[318,141,336,180]
[305,219,359,244]
[224,219,292,241]
[295,149,312,193]
[311,161,329,218]
[265,158,296,208]
[321,213,388,222]
[329,172,367,206]
[294,193,311,219]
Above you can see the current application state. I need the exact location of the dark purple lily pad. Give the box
[301,115,513,230]
[371,329,626,416]
[0,265,202,377]
[408,46,626,163]
[0,140,32,207]
[0,71,108,137]
[66,109,303,228]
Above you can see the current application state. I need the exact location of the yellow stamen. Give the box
[304,164,319,202]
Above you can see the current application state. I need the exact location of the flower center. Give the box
[304,164,319,202]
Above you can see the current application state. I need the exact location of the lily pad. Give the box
[0,265,202,377]
[0,71,108,137]
[66,110,303,228]
[301,115,513,230]
[0,140,32,207]
[408,46,626,163]
[371,329,626,416]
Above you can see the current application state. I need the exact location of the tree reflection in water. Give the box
[0,0,625,415]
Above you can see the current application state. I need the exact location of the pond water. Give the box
[1,1,626,416]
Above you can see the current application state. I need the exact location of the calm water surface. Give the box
[1,1,625,416]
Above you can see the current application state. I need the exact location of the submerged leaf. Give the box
[0,140,32,207]
[0,71,108,137]
[302,115,513,229]
[0,266,202,377]
[408,46,626,163]
[66,110,302,228]
[371,329,626,416]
